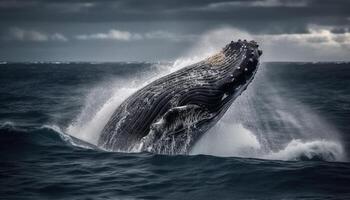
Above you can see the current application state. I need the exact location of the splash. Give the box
[66,85,137,145]
[66,60,193,145]
[263,139,345,161]
[191,123,345,162]
[191,63,347,162]
[191,123,261,157]
[66,27,346,162]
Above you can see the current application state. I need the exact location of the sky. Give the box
[0,0,349,62]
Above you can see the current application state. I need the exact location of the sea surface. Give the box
[1,61,350,199]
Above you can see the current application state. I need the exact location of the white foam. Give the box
[191,123,346,162]
[191,123,261,157]
[263,139,345,162]
[41,124,73,143]
[42,124,97,149]
[66,85,137,145]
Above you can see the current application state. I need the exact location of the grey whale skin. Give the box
[98,40,262,154]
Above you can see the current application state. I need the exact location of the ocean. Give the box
[1,61,350,199]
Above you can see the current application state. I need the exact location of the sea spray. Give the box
[263,139,345,161]
[192,64,346,162]
[66,60,194,145]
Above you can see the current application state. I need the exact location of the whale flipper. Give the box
[140,105,213,153]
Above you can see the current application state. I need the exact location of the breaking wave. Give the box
[263,139,345,161]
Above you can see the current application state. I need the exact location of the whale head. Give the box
[218,39,262,94]
[200,39,262,112]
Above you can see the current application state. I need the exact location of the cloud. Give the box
[51,33,68,42]
[1,0,349,35]
[8,27,48,42]
[259,25,350,47]
[76,29,142,41]
[144,31,196,42]
[76,29,196,42]
[259,26,350,61]
[46,2,95,13]
[250,0,308,7]
[184,26,350,61]
[4,27,68,42]
[207,0,308,9]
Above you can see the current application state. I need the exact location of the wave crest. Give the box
[264,139,345,162]
[191,122,346,162]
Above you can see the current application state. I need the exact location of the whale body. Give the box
[98,40,262,154]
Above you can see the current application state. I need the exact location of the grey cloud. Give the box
[76,29,142,41]
[206,0,309,9]
[51,33,69,42]
[0,0,349,61]
[75,29,196,42]
[0,0,348,26]
[330,27,350,34]
[144,31,197,42]
[0,0,348,39]
[3,27,68,42]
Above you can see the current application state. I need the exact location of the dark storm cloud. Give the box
[0,0,349,61]
[0,0,349,34]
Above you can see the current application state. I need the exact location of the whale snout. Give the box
[224,39,262,71]
[218,39,262,94]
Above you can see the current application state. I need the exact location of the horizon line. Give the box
[1,60,350,64]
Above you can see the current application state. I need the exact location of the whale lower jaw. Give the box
[98,39,262,154]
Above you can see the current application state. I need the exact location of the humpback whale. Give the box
[98,40,262,154]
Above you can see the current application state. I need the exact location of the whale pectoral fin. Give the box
[151,104,212,135]
[140,105,212,153]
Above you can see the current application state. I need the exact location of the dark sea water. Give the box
[1,61,350,199]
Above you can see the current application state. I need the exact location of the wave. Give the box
[263,139,345,161]
[0,120,346,162]
[0,121,96,151]
[191,122,346,162]
[0,121,18,129]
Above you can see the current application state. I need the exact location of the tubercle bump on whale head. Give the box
[223,39,262,59]
[217,39,262,94]
[222,39,262,73]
